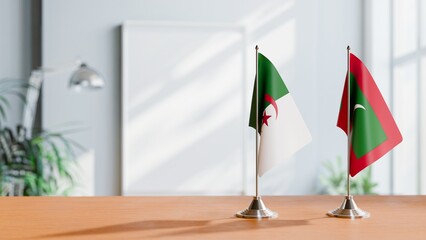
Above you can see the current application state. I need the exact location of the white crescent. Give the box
[353,104,366,112]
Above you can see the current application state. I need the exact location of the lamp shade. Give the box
[69,63,104,90]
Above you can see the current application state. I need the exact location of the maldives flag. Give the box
[337,53,402,177]
[249,53,311,176]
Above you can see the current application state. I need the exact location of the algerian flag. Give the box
[249,53,311,176]
[337,53,403,176]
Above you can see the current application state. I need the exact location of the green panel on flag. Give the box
[350,73,387,158]
[249,53,289,131]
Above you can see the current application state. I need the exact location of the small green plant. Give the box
[0,78,81,196]
[0,126,82,196]
[319,156,378,195]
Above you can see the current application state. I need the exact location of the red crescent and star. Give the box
[262,93,279,126]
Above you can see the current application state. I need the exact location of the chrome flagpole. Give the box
[236,45,277,219]
[256,44,259,199]
[327,46,369,219]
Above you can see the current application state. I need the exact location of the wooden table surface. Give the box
[1,196,425,240]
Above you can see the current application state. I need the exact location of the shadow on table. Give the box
[35,217,316,238]
[154,219,311,238]
[35,220,210,238]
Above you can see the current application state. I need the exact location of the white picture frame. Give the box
[121,21,248,195]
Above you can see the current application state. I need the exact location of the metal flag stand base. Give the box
[236,196,278,219]
[327,195,370,219]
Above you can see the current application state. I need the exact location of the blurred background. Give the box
[0,0,424,196]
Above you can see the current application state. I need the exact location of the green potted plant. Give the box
[0,79,80,196]
[318,156,378,195]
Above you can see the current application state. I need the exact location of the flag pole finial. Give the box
[255,45,259,51]
[347,45,351,51]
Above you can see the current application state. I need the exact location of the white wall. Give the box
[42,0,363,195]
[316,0,364,190]
[0,0,32,127]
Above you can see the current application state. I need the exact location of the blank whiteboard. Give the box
[121,21,247,195]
